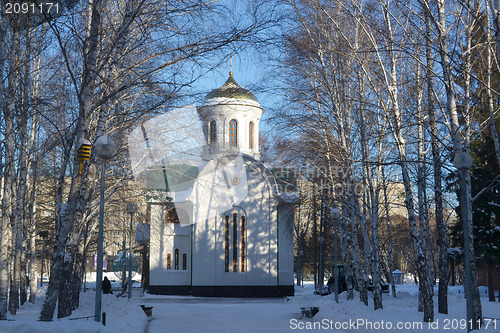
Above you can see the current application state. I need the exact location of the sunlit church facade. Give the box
[147,71,296,297]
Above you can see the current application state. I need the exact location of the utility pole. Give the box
[127,203,138,299]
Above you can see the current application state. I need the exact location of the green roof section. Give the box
[205,73,258,102]
[144,164,200,193]
[271,167,297,193]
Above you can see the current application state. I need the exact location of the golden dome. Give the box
[205,73,258,102]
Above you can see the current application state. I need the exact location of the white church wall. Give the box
[150,204,191,287]
[239,161,279,286]
[192,216,217,286]
[278,203,295,286]
[149,204,164,287]
[188,159,279,288]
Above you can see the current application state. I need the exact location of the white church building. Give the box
[146,71,296,297]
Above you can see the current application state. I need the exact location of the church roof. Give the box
[205,73,258,102]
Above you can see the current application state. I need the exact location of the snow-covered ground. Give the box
[1,282,499,333]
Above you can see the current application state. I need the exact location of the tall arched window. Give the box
[175,249,179,270]
[209,120,217,144]
[233,213,238,272]
[229,119,237,147]
[224,215,230,272]
[249,122,254,150]
[224,212,246,273]
[241,216,245,272]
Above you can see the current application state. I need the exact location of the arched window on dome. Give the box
[249,121,254,150]
[209,120,217,144]
[229,119,237,147]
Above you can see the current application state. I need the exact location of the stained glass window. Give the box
[229,119,237,147]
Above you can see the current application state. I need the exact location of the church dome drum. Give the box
[198,72,264,159]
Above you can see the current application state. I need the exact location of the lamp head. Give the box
[94,135,115,159]
[127,203,138,214]
[453,152,473,170]
[330,208,341,220]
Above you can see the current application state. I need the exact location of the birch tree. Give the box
[486,4,500,168]
[418,0,483,326]
[1,17,22,320]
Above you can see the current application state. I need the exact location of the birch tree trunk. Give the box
[346,195,367,304]
[486,5,500,168]
[379,0,434,321]
[427,84,445,306]
[416,67,433,313]
[337,212,354,300]
[489,0,500,66]
[358,105,382,310]
[351,184,371,306]
[3,23,21,318]
[28,29,43,305]
[40,0,104,321]
[11,28,32,311]
[0,14,10,321]
[425,0,482,325]
[424,8,448,314]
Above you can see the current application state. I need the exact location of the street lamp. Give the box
[330,208,341,304]
[454,151,474,332]
[318,236,324,291]
[39,230,49,286]
[127,203,138,300]
[299,250,304,287]
[94,135,114,323]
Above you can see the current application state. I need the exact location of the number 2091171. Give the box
[3,2,60,15]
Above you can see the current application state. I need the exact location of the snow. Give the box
[1,282,499,333]
[0,287,147,333]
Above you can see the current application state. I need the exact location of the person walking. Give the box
[102,276,112,294]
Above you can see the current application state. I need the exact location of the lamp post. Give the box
[127,203,138,299]
[330,208,341,303]
[39,230,49,286]
[454,152,474,332]
[94,135,114,323]
[318,236,324,291]
[299,250,304,287]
